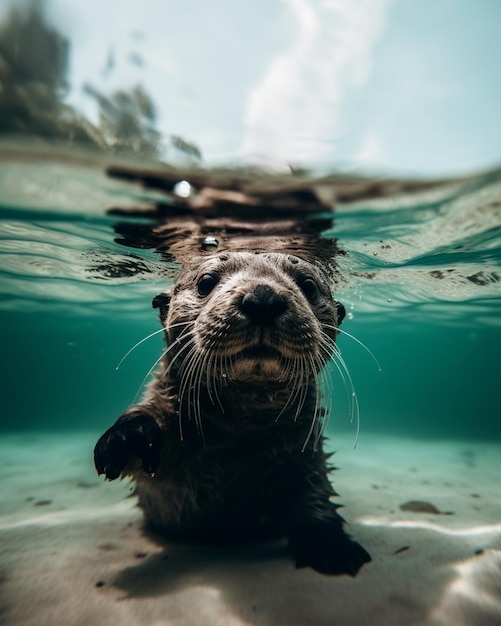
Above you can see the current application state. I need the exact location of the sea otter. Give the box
[94,250,371,576]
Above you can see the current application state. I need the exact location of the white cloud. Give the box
[240,0,391,167]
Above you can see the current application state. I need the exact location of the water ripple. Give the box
[1,147,499,324]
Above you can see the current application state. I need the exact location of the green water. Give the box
[1,308,499,441]
[0,149,500,443]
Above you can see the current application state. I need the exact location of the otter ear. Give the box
[152,292,171,311]
[335,301,346,325]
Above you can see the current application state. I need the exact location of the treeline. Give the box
[0,1,202,162]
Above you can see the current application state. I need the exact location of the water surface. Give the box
[0,144,499,441]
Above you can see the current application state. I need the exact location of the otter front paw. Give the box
[289,522,371,576]
[94,413,162,480]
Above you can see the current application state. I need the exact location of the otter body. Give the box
[94,252,371,575]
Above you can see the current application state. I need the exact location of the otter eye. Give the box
[197,273,219,297]
[298,277,318,301]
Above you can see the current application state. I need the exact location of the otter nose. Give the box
[240,284,287,325]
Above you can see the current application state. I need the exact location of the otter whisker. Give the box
[313,356,333,447]
[319,332,350,387]
[205,347,222,416]
[324,323,381,372]
[278,356,304,422]
[183,352,203,436]
[320,348,344,426]
[164,349,194,397]
[352,390,361,449]
[290,357,305,415]
[204,348,218,423]
[130,327,195,405]
[164,332,197,378]
[131,348,168,405]
[177,343,201,440]
[115,327,166,371]
[178,344,201,410]
[277,355,291,385]
[206,350,226,414]
[302,354,321,452]
[207,347,225,413]
[225,353,239,390]
[192,350,207,439]
[214,356,227,414]
[320,367,334,439]
[117,319,195,371]
[185,348,201,431]
[275,360,298,422]
[186,344,211,438]
[176,342,196,388]
[293,356,311,424]
[277,360,297,421]
[317,333,361,447]
[204,348,217,405]
[318,335,349,395]
[334,352,358,426]
[321,338,355,408]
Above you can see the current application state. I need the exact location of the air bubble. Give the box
[173,180,192,198]
[201,236,219,251]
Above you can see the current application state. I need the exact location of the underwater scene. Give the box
[1,2,501,625]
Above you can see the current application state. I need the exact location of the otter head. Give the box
[153,252,345,389]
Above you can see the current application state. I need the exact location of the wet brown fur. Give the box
[94,167,371,575]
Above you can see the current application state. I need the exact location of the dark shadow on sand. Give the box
[107,523,493,626]
[113,537,291,598]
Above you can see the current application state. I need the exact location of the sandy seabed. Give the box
[0,430,500,626]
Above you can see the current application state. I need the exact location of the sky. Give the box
[5,0,501,175]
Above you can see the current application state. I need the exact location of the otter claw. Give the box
[101,465,121,481]
[94,414,161,481]
[143,462,156,477]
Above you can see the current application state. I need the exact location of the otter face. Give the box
[160,252,343,385]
